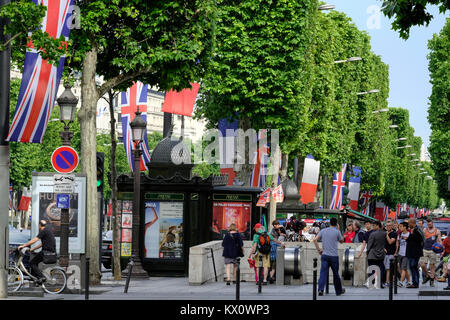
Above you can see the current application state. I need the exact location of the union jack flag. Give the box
[7,0,75,143]
[329,164,347,210]
[120,82,151,172]
[360,190,373,215]
[250,129,270,188]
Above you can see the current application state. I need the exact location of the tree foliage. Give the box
[427,18,450,202]
[380,0,450,39]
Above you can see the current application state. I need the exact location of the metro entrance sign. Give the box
[51,146,79,174]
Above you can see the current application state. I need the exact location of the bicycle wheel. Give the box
[7,266,23,292]
[42,267,67,294]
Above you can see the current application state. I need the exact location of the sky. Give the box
[330,0,448,148]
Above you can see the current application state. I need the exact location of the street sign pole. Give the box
[0,0,10,299]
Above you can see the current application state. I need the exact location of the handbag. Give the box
[42,250,57,264]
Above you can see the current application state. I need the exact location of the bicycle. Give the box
[8,248,67,294]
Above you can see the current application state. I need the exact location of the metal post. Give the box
[313,258,318,300]
[394,255,398,294]
[326,270,329,294]
[235,259,240,301]
[210,248,217,282]
[258,254,263,293]
[85,257,90,300]
[59,207,70,267]
[129,146,148,278]
[124,258,134,293]
[389,258,394,300]
[0,0,10,299]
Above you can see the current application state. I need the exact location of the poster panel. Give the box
[121,229,132,242]
[121,243,131,257]
[144,201,183,259]
[121,213,132,228]
[212,202,251,240]
[31,173,86,254]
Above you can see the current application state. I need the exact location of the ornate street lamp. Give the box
[128,107,149,278]
[56,82,78,267]
[57,82,78,146]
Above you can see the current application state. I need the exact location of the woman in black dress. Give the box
[222,223,244,285]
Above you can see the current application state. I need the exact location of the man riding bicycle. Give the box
[18,220,56,284]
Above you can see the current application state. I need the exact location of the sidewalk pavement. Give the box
[3,271,450,301]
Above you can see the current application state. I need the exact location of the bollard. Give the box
[394,255,398,295]
[85,257,90,300]
[326,271,329,294]
[210,248,218,282]
[258,254,263,294]
[236,259,240,301]
[389,258,394,300]
[313,258,318,301]
[124,258,134,294]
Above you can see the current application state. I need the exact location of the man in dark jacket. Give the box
[406,218,424,288]
[367,220,387,288]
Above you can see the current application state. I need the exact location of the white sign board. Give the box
[54,174,75,194]
[32,173,87,254]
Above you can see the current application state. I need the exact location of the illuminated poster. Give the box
[38,192,79,237]
[212,202,251,240]
[144,201,183,259]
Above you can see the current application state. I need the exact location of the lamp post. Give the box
[396,145,412,150]
[334,57,362,64]
[56,82,78,267]
[389,125,398,129]
[357,89,380,96]
[318,4,335,10]
[128,107,149,278]
[372,108,389,114]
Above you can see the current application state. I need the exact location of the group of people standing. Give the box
[346,216,449,289]
[220,215,450,293]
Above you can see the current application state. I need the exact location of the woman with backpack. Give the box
[222,223,244,285]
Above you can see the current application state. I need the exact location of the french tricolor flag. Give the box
[348,166,361,211]
[299,154,320,204]
[218,117,238,186]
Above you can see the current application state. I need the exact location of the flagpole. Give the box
[0,0,10,299]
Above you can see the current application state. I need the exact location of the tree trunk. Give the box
[79,44,101,285]
[269,143,281,225]
[107,90,122,280]
[279,153,288,182]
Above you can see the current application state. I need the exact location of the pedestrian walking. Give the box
[406,218,424,288]
[313,217,345,296]
[222,223,244,285]
[367,220,387,288]
[437,235,450,282]
[249,223,284,285]
[420,216,441,287]
[395,222,411,287]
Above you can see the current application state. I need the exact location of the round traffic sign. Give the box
[51,146,79,173]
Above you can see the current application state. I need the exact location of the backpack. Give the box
[257,232,271,254]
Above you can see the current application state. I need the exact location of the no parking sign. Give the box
[51,146,79,174]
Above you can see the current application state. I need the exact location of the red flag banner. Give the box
[256,188,271,207]
[161,82,200,117]
[18,187,32,211]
